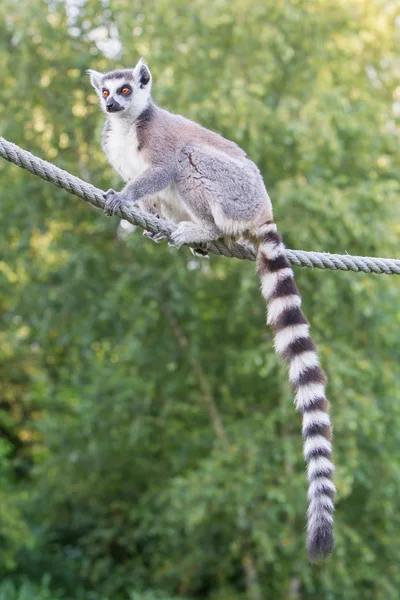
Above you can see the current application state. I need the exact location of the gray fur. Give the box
[88,59,335,560]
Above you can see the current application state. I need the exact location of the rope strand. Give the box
[1,136,399,275]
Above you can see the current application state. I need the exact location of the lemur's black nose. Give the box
[106,99,123,113]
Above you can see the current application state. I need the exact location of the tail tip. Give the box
[308,526,334,562]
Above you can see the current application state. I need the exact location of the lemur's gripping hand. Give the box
[104,189,123,217]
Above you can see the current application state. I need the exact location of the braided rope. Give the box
[1,136,399,275]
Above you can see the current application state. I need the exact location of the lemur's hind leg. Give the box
[144,224,209,256]
[169,221,221,249]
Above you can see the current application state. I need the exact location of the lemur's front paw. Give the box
[103,189,123,217]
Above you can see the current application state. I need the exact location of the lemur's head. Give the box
[88,58,152,117]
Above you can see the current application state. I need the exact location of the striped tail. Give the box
[256,222,335,561]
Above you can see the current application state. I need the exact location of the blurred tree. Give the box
[0,0,399,598]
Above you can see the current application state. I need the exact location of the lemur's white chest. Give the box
[103,116,185,222]
[104,119,148,182]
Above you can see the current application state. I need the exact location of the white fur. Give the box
[307,456,335,480]
[125,88,150,119]
[260,268,294,300]
[261,241,284,260]
[289,351,320,384]
[295,383,326,411]
[308,496,335,514]
[304,435,332,459]
[267,294,302,325]
[302,410,330,432]
[308,478,336,498]
[258,223,282,260]
[273,323,310,355]
[87,69,102,90]
[105,118,148,182]
[258,222,278,235]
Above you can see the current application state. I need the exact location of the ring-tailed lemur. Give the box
[88,59,335,561]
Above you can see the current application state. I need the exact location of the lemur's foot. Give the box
[143,229,169,243]
[103,189,123,217]
[169,222,219,249]
[142,212,169,243]
[190,243,209,259]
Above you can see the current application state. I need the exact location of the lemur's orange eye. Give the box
[102,89,109,98]
[121,87,130,95]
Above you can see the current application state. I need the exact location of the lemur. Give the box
[88,59,335,561]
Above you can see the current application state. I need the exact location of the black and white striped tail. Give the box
[256,222,335,561]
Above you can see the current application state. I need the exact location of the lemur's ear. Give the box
[133,58,151,89]
[87,69,103,90]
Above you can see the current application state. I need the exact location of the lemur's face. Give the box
[88,60,152,117]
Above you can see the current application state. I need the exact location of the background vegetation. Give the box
[0,0,400,598]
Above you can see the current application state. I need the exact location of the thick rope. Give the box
[1,136,399,275]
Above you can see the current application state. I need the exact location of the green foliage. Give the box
[0,440,32,572]
[0,578,72,600]
[0,0,400,598]
[0,577,182,600]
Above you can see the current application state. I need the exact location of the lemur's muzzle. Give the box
[106,98,124,113]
